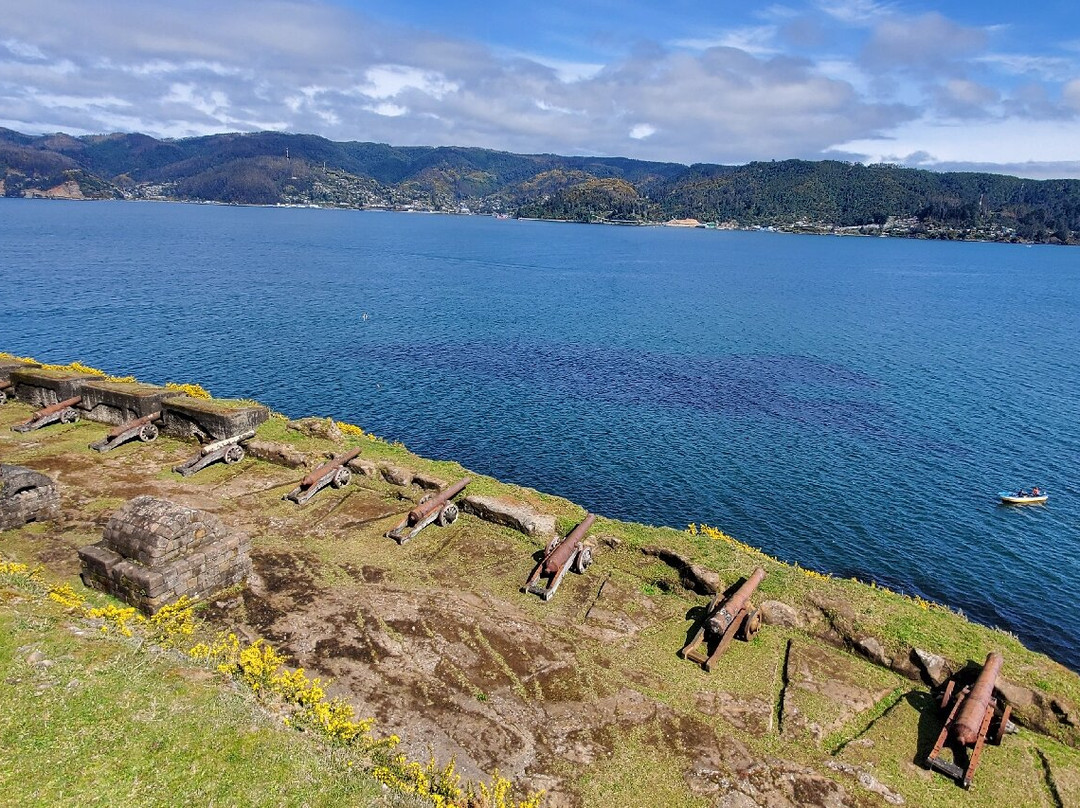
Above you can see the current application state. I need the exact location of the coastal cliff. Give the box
[2,353,1079,808]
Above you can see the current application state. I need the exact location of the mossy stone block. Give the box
[161,396,269,441]
[11,368,99,407]
[79,379,186,425]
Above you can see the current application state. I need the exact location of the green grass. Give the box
[0,593,391,808]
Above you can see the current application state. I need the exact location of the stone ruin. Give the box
[0,464,61,531]
[78,496,251,614]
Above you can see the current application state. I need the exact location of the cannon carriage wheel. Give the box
[332,466,352,489]
[572,544,593,574]
[60,408,79,424]
[0,390,7,405]
[737,608,762,641]
[990,704,1012,745]
[224,444,245,465]
[437,502,459,526]
[138,423,159,442]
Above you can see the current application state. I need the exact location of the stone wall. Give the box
[10,367,98,408]
[78,496,251,614]
[77,380,184,425]
[160,397,268,442]
[0,359,41,385]
[0,464,61,531]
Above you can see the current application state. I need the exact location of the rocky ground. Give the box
[2,401,1078,808]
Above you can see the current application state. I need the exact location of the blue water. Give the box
[3,199,1079,670]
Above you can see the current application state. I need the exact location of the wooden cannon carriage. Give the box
[12,396,82,432]
[679,566,765,671]
[89,411,162,452]
[173,430,255,476]
[523,513,595,601]
[926,651,1012,788]
[386,477,470,544]
[284,448,361,505]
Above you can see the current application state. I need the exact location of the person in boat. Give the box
[1032,486,1041,496]
[1017,489,1029,497]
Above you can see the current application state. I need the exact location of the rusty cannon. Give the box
[173,429,256,477]
[926,651,1012,788]
[89,411,162,452]
[386,477,470,544]
[285,448,362,505]
[523,513,596,601]
[0,380,11,405]
[679,566,765,671]
[12,396,82,433]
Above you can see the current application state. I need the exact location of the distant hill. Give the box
[1,127,1077,244]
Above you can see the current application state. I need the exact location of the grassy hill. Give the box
[1,128,1077,243]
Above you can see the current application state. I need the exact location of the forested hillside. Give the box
[2,128,1077,244]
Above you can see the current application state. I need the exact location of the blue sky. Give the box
[2,0,1079,177]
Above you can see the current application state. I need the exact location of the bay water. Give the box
[2,199,1078,670]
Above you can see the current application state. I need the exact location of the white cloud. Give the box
[2,38,47,60]
[364,102,408,117]
[0,0,1074,177]
[861,13,987,74]
[674,26,780,56]
[975,52,1077,82]
[816,0,895,25]
[510,53,604,83]
[835,117,1080,169]
[933,79,999,118]
[362,65,459,100]
[1065,79,1080,111]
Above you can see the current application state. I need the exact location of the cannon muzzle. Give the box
[954,652,1003,746]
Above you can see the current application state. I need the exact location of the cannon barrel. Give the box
[408,477,471,525]
[106,410,160,439]
[300,447,361,488]
[33,396,82,418]
[542,514,595,574]
[708,566,766,634]
[954,652,1003,746]
[199,429,256,456]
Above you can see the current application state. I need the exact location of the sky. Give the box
[2,0,1079,178]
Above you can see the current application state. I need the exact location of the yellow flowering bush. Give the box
[48,583,87,611]
[147,596,197,648]
[68,361,107,377]
[690,522,776,561]
[373,755,463,807]
[337,421,365,438]
[87,604,145,637]
[165,381,212,399]
[469,771,545,808]
[1,561,45,586]
[189,631,242,672]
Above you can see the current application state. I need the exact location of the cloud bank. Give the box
[1,0,1078,177]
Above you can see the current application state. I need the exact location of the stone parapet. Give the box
[10,367,98,408]
[77,380,185,425]
[0,359,41,385]
[160,397,268,442]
